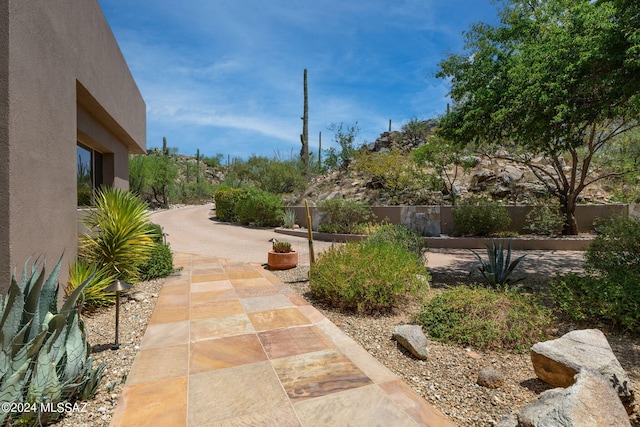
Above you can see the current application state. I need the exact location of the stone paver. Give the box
[110,254,455,426]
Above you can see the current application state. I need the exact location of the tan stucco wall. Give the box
[0,1,9,287]
[0,0,145,292]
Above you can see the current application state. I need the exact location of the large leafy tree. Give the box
[437,0,640,234]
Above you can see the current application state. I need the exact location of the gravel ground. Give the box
[51,279,164,427]
[273,265,640,427]
[51,266,640,427]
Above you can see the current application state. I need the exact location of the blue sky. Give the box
[99,0,500,160]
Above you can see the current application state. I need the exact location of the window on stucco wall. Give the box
[77,143,103,206]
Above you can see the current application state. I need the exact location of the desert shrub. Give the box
[66,259,116,309]
[172,181,218,204]
[452,198,511,236]
[366,224,426,257]
[260,160,307,194]
[309,240,428,313]
[551,273,640,332]
[147,222,164,243]
[416,286,552,352]
[585,215,640,282]
[552,215,640,332]
[525,204,564,235]
[214,186,249,222]
[317,199,373,234]
[137,242,175,281]
[354,149,417,197]
[235,188,284,227]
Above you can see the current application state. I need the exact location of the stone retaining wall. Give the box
[285,204,628,238]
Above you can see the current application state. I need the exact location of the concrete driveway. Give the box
[151,205,585,279]
[150,205,336,267]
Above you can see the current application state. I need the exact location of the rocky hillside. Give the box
[170,126,620,206]
[290,153,617,206]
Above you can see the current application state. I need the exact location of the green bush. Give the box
[317,199,373,234]
[172,181,218,204]
[585,215,640,282]
[309,240,428,313]
[214,186,248,222]
[366,224,426,257]
[452,198,511,236]
[552,215,640,333]
[416,286,552,352]
[235,188,284,227]
[137,243,175,281]
[525,204,564,235]
[551,273,640,331]
[261,160,307,194]
[147,222,164,244]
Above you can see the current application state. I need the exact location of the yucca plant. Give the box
[79,187,155,281]
[470,240,527,289]
[0,258,105,426]
[66,260,116,310]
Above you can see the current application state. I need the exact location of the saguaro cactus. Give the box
[300,69,309,169]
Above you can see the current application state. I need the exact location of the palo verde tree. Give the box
[437,0,640,234]
[413,135,474,205]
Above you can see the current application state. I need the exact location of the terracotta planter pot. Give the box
[267,250,298,270]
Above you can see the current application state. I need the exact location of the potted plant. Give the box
[267,241,298,270]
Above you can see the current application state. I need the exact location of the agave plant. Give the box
[79,187,156,281]
[0,258,105,426]
[470,240,527,289]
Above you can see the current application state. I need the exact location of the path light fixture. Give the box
[104,279,132,350]
[162,233,170,245]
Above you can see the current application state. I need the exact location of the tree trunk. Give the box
[560,194,579,235]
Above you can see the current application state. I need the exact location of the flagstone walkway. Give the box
[110,253,454,426]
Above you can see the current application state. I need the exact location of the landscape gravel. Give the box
[273,265,640,427]
[51,266,640,427]
[51,278,164,427]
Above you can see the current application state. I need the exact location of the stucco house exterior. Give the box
[0,0,146,293]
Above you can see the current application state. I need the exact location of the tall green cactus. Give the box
[300,69,309,170]
[0,258,105,425]
[196,148,201,184]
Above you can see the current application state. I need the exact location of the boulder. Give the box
[517,369,631,427]
[473,169,495,184]
[392,324,429,360]
[531,329,634,410]
[495,414,518,427]
[477,367,504,389]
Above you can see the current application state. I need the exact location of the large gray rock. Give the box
[517,369,631,427]
[531,329,634,409]
[392,324,429,360]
